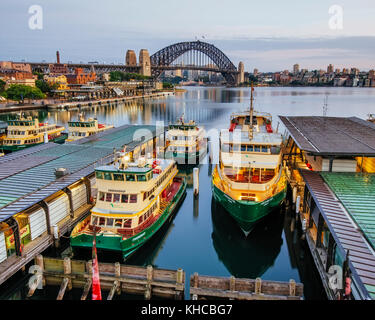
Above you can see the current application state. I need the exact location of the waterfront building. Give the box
[66,67,96,85]
[0,67,36,87]
[293,64,300,75]
[327,64,334,73]
[44,74,68,90]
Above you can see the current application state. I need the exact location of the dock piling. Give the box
[193,168,199,196]
[56,277,69,300]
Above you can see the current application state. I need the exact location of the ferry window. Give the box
[254,145,261,152]
[126,174,135,181]
[138,215,144,224]
[123,219,132,228]
[99,217,106,226]
[106,218,114,227]
[113,173,124,181]
[99,192,105,201]
[130,194,137,203]
[96,172,103,179]
[222,143,230,152]
[105,193,112,202]
[247,145,254,152]
[137,174,147,182]
[113,194,120,203]
[241,145,247,152]
[91,216,98,225]
[104,172,112,180]
[115,219,122,227]
[261,146,268,153]
[121,194,128,203]
[233,144,240,152]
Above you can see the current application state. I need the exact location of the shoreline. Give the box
[0,91,174,114]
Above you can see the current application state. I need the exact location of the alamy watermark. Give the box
[328,4,344,30]
[28,5,43,30]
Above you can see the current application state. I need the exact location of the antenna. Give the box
[249,82,254,140]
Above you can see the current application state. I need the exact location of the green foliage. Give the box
[109,71,151,82]
[162,82,174,89]
[33,72,44,80]
[35,79,58,94]
[5,84,46,101]
[0,80,6,96]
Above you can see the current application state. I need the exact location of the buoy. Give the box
[193,167,199,196]
[296,195,301,213]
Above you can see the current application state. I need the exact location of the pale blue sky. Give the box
[1,0,374,71]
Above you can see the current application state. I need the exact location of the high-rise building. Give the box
[253,68,259,76]
[335,68,341,74]
[369,69,375,79]
[342,68,349,74]
[293,64,300,74]
[327,64,334,73]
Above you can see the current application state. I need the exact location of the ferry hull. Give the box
[1,134,67,152]
[71,178,187,260]
[212,183,286,233]
[164,148,206,165]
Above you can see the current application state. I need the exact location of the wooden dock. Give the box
[190,273,303,300]
[25,256,304,300]
[28,255,185,300]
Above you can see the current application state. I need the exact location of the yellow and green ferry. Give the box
[212,87,287,235]
[164,116,207,165]
[71,154,186,260]
[0,116,67,152]
[66,114,114,142]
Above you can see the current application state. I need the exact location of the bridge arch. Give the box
[150,41,238,84]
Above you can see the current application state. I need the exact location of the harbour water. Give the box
[1,86,374,300]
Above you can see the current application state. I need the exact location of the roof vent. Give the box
[55,168,69,178]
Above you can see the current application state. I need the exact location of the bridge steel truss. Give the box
[150,41,239,84]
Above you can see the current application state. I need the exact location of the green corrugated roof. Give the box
[320,172,375,251]
[0,125,156,210]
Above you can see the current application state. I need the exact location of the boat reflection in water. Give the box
[211,197,284,279]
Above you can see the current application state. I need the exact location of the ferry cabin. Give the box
[165,121,206,160]
[67,118,113,141]
[1,117,65,150]
[87,159,178,237]
[216,129,285,202]
[229,111,274,134]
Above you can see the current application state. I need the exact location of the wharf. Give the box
[0,124,161,286]
[280,115,375,300]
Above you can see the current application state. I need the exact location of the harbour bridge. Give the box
[25,41,244,85]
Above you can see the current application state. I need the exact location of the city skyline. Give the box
[1,0,375,72]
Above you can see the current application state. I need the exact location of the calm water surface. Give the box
[2,86,374,300]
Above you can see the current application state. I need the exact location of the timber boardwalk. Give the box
[0,124,163,285]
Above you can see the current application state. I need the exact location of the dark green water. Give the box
[2,86,373,300]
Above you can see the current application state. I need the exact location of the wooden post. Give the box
[176,268,184,285]
[56,277,69,300]
[63,257,72,291]
[115,262,121,295]
[144,265,153,300]
[255,278,262,294]
[289,279,296,296]
[81,279,92,300]
[107,281,119,300]
[229,276,236,291]
[36,254,45,287]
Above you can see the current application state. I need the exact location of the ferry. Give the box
[71,153,187,260]
[66,114,114,142]
[211,86,287,235]
[0,116,67,152]
[164,116,207,165]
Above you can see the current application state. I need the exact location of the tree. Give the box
[109,71,151,82]
[0,80,6,96]
[36,79,58,94]
[5,84,45,101]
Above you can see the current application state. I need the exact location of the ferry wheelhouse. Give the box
[0,116,67,152]
[66,114,114,141]
[71,154,186,259]
[164,117,207,165]
[212,87,287,234]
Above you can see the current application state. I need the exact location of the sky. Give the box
[1,0,374,72]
